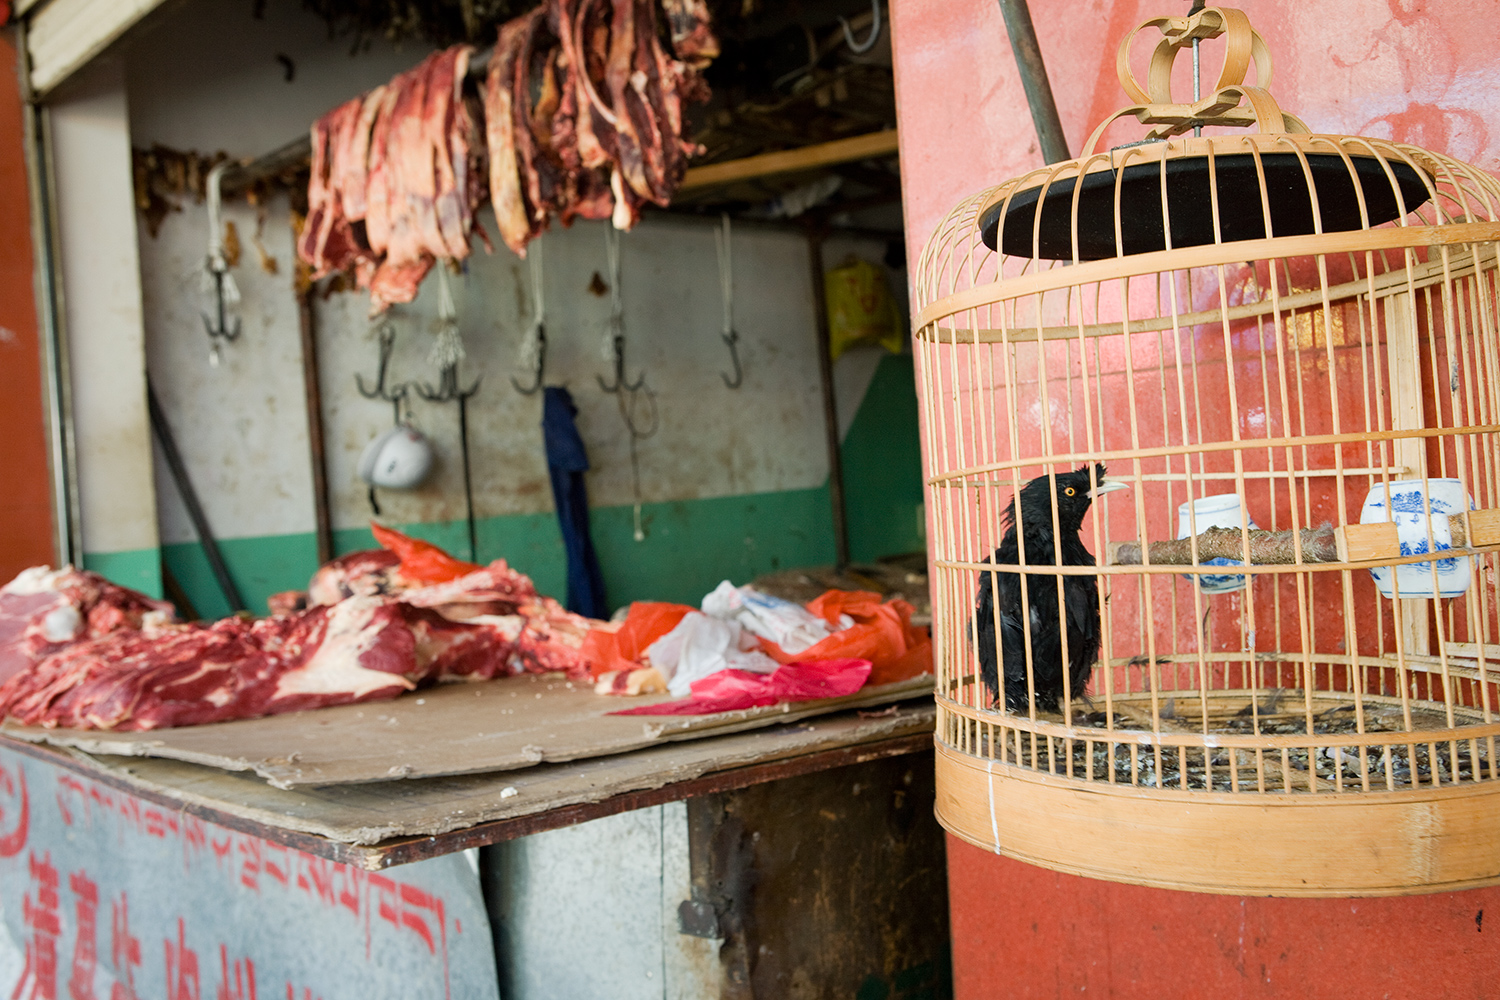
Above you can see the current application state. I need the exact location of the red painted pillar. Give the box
[0,27,55,580]
[948,836,1500,998]
[892,3,1500,995]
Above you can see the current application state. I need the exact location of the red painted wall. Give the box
[890,1,1500,995]
[0,28,53,579]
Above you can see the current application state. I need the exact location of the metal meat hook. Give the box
[720,329,743,388]
[202,267,242,344]
[597,332,647,394]
[356,320,410,424]
[511,323,547,395]
[415,363,481,403]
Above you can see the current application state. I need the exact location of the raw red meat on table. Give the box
[0,528,602,732]
[0,567,173,686]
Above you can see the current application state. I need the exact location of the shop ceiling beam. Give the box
[23,0,170,97]
[226,124,900,201]
[677,129,900,192]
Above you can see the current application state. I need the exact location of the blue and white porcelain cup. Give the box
[1359,478,1474,598]
[1177,494,1258,594]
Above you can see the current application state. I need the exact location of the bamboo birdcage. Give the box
[914,7,1500,896]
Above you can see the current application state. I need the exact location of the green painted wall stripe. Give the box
[81,548,163,600]
[160,488,834,618]
[840,353,926,564]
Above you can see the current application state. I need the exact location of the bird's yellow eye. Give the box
[1065,487,1076,496]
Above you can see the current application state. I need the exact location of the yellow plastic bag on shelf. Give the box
[824,256,904,362]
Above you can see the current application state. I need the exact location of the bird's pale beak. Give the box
[1089,479,1130,498]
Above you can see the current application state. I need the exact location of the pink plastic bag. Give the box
[608,658,872,716]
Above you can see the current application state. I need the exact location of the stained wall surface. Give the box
[888,1,1500,995]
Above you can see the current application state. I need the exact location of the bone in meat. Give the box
[487,14,535,254]
[660,0,719,67]
[0,567,174,686]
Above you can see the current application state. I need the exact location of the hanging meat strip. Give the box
[301,0,716,294]
[487,13,538,254]
[296,45,486,312]
[299,95,367,279]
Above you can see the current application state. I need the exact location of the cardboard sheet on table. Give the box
[0,671,933,789]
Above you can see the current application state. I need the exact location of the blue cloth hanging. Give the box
[542,387,607,619]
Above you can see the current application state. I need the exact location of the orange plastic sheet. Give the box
[763,589,932,686]
[370,523,481,584]
[579,602,695,679]
[590,589,931,688]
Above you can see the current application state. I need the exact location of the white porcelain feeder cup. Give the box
[1359,478,1474,599]
[1177,494,1258,594]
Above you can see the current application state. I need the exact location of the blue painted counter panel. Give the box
[0,745,499,1000]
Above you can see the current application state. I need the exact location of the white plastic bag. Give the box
[701,580,843,654]
[646,611,779,698]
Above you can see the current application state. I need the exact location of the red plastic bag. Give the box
[579,601,694,678]
[761,590,931,686]
[370,523,481,585]
[609,658,872,716]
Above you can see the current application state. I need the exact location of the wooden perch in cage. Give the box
[1108,511,1500,567]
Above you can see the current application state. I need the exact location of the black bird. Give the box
[974,464,1127,713]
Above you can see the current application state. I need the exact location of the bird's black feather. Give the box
[975,465,1111,712]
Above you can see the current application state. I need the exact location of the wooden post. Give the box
[298,291,333,566]
[806,229,850,571]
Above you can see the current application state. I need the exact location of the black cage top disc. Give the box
[978,152,1432,261]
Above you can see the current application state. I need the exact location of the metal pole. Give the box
[297,291,334,565]
[806,229,851,571]
[146,381,247,612]
[458,392,477,563]
[995,0,1071,164]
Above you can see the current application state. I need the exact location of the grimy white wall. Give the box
[119,0,895,568]
[48,56,160,591]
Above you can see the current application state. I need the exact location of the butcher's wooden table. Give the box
[0,700,935,871]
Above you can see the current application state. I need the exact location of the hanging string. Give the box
[713,213,743,388]
[600,226,626,370]
[598,226,658,541]
[429,264,467,372]
[715,214,733,336]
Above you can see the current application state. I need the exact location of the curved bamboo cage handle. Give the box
[1080,84,1309,156]
[1117,7,1270,105]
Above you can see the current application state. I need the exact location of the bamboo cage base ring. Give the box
[936,737,1500,896]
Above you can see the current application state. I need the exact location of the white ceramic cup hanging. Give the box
[358,426,435,490]
[1359,478,1474,598]
[1176,494,1257,594]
